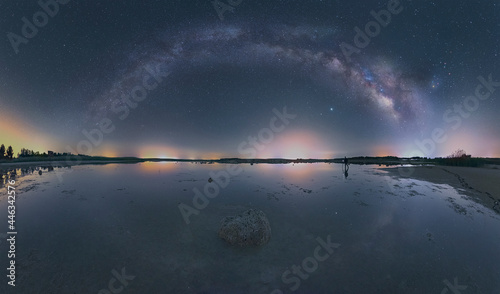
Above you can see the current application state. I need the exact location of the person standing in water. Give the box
[343,156,349,178]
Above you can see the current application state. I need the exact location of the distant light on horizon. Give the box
[258,130,332,159]
[138,145,181,159]
[0,109,59,155]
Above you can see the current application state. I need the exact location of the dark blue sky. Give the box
[0,0,498,158]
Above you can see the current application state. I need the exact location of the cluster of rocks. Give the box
[218,209,271,247]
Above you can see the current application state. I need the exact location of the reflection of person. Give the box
[342,156,349,178]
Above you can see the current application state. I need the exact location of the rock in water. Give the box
[218,209,271,246]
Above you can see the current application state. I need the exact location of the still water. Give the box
[0,162,499,293]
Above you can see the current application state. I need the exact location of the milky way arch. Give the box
[87,22,429,128]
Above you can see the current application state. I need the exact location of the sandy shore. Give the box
[382,165,500,213]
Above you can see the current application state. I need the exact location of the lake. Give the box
[1,162,499,293]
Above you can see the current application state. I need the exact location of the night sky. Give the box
[1,0,498,159]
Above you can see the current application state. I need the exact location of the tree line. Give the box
[0,145,72,160]
[0,144,14,159]
[18,148,48,158]
[17,148,69,158]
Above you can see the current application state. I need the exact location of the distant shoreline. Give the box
[0,155,499,168]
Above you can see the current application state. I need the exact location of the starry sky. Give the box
[0,0,499,159]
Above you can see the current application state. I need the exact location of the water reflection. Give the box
[249,162,338,183]
[137,161,180,174]
[0,168,18,187]
[0,164,70,187]
[0,162,499,293]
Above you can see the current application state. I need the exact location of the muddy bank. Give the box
[382,165,500,213]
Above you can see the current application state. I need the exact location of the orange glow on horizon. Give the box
[373,145,397,157]
[138,161,179,173]
[199,152,224,160]
[138,145,181,159]
[259,130,332,159]
[99,148,119,158]
[441,134,500,158]
[0,109,59,155]
[253,162,336,181]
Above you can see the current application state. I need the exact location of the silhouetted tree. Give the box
[0,144,5,159]
[18,148,36,157]
[6,146,14,159]
[448,149,466,158]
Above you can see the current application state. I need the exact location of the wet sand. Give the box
[383,165,500,213]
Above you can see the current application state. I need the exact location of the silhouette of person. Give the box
[342,157,350,178]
